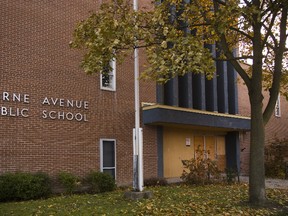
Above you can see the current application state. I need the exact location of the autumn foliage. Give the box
[181,146,221,185]
[70,0,288,205]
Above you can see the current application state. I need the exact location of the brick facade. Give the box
[238,74,288,174]
[1,1,287,184]
[0,0,158,185]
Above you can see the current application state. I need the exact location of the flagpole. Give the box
[133,0,143,192]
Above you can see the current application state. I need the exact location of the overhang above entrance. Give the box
[142,104,250,131]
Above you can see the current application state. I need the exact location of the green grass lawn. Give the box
[0,184,287,215]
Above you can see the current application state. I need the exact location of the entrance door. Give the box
[216,136,226,171]
[206,136,216,160]
[194,136,226,171]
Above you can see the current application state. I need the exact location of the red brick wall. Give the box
[238,74,288,174]
[0,0,158,185]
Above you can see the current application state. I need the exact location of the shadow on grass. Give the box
[238,199,288,215]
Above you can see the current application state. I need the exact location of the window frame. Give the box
[100,59,116,91]
[100,139,116,179]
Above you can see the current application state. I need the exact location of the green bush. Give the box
[265,139,287,179]
[58,172,80,195]
[181,146,221,185]
[86,171,116,193]
[225,168,238,184]
[0,172,51,202]
[144,177,168,187]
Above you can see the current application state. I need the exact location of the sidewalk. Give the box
[166,176,288,189]
[239,176,288,189]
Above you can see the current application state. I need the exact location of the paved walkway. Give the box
[240,176,288,189]
[167,176,288,189]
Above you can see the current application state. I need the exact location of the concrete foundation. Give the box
[124,191,153,200]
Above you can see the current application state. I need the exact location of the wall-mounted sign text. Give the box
[0,92,30,117]
[41,97,88,122]
[0,91,89,122]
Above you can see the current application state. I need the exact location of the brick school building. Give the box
[1,0,287,186]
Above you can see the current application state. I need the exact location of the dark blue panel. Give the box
[205,77,218,112]
[227,56,238,114]
[143,107,250,130]
[205,44,218,112]
[216,43,229,113]
[164,77,179,106]
[179,73,193,108]
[225,132,240,173]
[157,126,164,177]
[157,84,164,104]
[216,60,228,113]
[192,73,206,110]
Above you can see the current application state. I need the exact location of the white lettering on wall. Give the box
[2,92,9,101]
[41,97,89,109]
[0,91,89,122]
[42,110,88,122]
[0,91,30,118]
[41,96,89,122]
[1,91,29,103]
[42,97,50,105]
[0,106,29,117]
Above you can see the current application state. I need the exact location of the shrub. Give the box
[144,177,168,187]
[0,172,51,202]
[86,171,116,193]
[181,146,221,185]
[58,172,80,195]
[265,139,288,179]
[225,168,238,184]
[32,172,51,197]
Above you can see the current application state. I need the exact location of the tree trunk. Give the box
[248,4,267,204]
[249,95,266,205]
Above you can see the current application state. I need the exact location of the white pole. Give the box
[133,0,143,192]
[132,128,137,190]
[138,128,143,191]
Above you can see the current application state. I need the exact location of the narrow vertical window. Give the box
[100,59,116,91]
[275,94,281,117]
[100,139,116,179]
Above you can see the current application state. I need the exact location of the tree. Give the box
[70,0,288,205]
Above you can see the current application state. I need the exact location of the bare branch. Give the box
[263,6,287,124]
[260,0,266,11]
[229,26,253,41]
[261,10,279,49]
[243,0,252,7]
[212,0,251,87]
[213,55,253,61]
[213,0,226,6]
[220,35,252,88]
